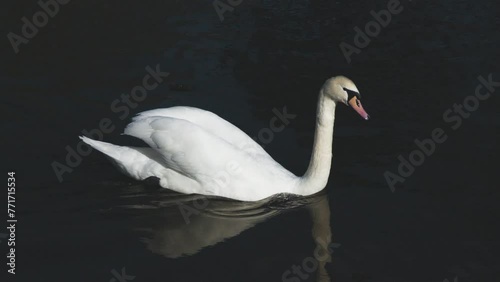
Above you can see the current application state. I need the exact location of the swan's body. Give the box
[81,76,369,201]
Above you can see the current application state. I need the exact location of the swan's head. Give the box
[323,76,370,120]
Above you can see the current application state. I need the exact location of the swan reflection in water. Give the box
[118,188,335,281]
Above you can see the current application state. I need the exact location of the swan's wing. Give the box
[132,107,269,159]
[123,117,295,197]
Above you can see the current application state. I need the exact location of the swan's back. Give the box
[134,107,269,159]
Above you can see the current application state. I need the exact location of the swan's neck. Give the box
[298,90,336,195]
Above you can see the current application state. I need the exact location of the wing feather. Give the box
[132,107,269,159]
[123,116,297,199]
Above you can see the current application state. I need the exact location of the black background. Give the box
[1,0,499,281]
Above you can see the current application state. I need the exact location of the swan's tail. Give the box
[79,136,125,161]
[79,136,161,180]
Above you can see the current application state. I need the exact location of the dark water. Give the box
[1,0,499,281]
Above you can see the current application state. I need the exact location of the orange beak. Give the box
[348,96,370,120]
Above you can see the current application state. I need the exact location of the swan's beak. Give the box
[348,96,370,120]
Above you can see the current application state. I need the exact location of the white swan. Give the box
[81,76,369,201]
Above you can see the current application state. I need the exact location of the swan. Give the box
[81,76,369,201]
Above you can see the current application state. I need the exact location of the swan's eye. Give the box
[342,87,360,100]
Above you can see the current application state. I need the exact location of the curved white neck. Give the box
[297,89,336,195]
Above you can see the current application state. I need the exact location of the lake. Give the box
[1,0,499,281]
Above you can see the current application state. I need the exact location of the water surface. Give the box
[1,0,499,281]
